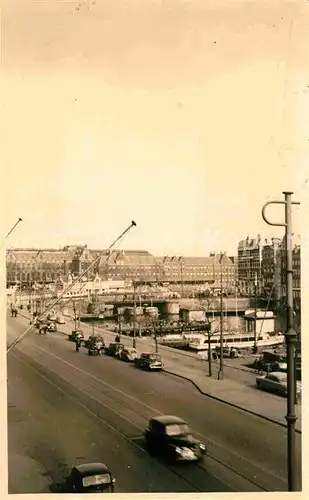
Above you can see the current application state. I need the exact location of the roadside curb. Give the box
[20,311,257,375]
[163,368,302,434]
[16,312,301,434]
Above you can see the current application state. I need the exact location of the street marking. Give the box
[9,351,202,493]
[20,342,165,417]
[12,350,145,432]
[15,340,288,486]
[11,351,146,445]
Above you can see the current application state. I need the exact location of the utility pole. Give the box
[73,301,77,330]
[133,283,136,348]
[153,320,158,353]
[117,308,122,340]
[253,271,258,352]
[262,191,300,492]
[207,321,212,377]
[218,252,225,380]
[78,282,81,328]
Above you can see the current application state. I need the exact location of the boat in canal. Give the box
[187,331,285,351]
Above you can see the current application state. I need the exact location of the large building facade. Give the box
[237,235,301,324]
[237,236,264,296]
[6,246,236,291]
[261,237,282,306]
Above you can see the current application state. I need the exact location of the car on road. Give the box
[85,335,105,349]
[87,336,105,356]
[47,322,57,332]
[135,352,163,371]
[69,330,85,343]
[212,347,240,360]
[119,347,138,362]
[256,371,302,398]
[56,316,66,324]
[145,415,206,463]
[256,349,288,373]
[65,462,115,493]
[104,342,124,357]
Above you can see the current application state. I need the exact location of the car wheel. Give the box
[146,440,155,455]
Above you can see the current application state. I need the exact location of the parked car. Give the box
[56,316,66,324]
[69,330,85,343]
[145,415,206,463]
[47,322,57,332]
[104,342,124,357]
[65,462,115,493]
[87,336,105,356]
[256,371,302,398]
[119,348,138,362]
[135,352,163,371]
[85,336,105,349]
[212,347,239,360]
[256,349,288,373]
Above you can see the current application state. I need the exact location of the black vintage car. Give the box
[145,415,207,463]
[65,462,115,493]
[85,335,104,349]
[87,336,105,356]
[69,330,85,343]
[47,322,57,332]
[104,342,124,357]
[135,352,163,371]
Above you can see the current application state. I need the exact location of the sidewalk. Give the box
[163,361,302,432]
[18,312,302,432]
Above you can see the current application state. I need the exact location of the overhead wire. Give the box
[7,221,137,353]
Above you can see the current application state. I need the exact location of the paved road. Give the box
[7,316,301,493]
[30,313,266,388]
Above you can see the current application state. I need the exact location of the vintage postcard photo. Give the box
[3,0,307,495]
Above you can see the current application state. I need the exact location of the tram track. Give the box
[10,339,288,492]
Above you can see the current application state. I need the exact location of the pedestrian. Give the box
[75,338,81,352]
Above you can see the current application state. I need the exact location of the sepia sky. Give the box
[2,0,308,256]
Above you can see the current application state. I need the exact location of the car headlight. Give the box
[199,443,206,450]
[175,446,183,454]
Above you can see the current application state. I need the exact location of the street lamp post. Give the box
[253,272,258,352]
[133,283,136,348]
[153,320,158,353]
[218,252,225,380]
[117,309,122,340]
[262,191,300,492]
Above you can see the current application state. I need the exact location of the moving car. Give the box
[105,342,124,357]
[65,462,115,493]
[256,371,302,398]
[119,347,138,362]
[145,415,206,462]
[69,330,85,343]
[135,352,163,371]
